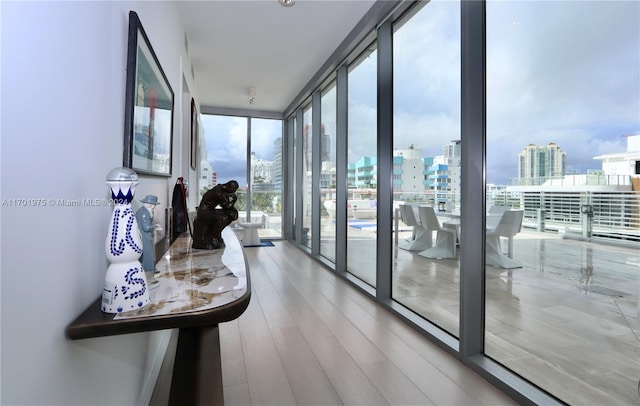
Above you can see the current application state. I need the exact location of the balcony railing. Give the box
[517,191,640,242]
[507,174,632,187]
[326,189,640,245]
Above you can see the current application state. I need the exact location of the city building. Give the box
[426,140,462,205]
[320,160,336,189]
[272,137,284,191]
[393,144,426,194]
[391,141,462,205]
[517,142,567,184]
[506,135,639,239]
[594,134,640,179]
[250,152,275,191]
[199,159,213,191]
[347,156,377,189]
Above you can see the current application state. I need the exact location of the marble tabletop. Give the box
[114,228,248,320]
[67,227,250,340]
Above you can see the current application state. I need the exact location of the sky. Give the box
[200,115,281,186]
[202,115,248,185]
[202,0,639,186]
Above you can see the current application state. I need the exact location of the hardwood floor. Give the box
[220,241,515,406]
[389,229,639,406]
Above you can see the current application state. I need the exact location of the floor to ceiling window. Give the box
[284,0,639,403]
[302,104,313,248]
[346,45,378,287]
[320,82,337,262]
[200,114,247,197]
[201,113,283,239]
[485,1,640,404]
[250,118,283,239]
[391,0,461,338]
[289,116,297,243]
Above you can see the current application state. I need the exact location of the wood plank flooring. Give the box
[221,241,515,406]
[322,225,639,405]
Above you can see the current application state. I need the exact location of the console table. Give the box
[66,227,251,405]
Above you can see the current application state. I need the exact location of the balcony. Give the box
[318,202,639,404]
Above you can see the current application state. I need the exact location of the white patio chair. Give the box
[486,210,524,268]
[487,205,509,229]
[398,204,431,251]
[417,206,456,259]
[488,205,510,215]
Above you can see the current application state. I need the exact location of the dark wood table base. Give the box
[169,325,224,405]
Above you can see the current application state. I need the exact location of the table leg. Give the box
[169,325,224,406]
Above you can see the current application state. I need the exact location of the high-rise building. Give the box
[424,140,461,202]
[518,142,566,181]
[320,161,336,189]
[320,124,331,163]
[443,140,461,196]
[348,156,377,189]
[393,144,426,193]
[200,160,213,190]
[251,152,275,191]
[304,123,331,164]
[272,137,283,190]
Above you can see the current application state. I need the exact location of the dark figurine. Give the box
[192,180,239,249]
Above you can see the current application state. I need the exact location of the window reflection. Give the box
[302,106,313,248]
[250,118,283,239]
[391,0,461,338]
[486,1,640,403]
[320,83,337,262]
[347,46,378,287]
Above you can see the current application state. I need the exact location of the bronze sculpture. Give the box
[192,180,239,249]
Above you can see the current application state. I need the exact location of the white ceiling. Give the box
[176,0,377,114]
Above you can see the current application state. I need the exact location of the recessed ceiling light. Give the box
[279,0,295,7]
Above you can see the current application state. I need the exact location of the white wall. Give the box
[628,134,640,152]
[400,159,426,192]
[1,1,198,404]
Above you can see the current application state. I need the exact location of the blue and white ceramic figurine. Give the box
[102,167,150,313]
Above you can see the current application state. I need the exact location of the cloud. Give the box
[347,102,377,161]
[201,0,639,187]
[251,118,282,161]
[201,115,248,185]
[201,115,283,186]
[483,0,639,182]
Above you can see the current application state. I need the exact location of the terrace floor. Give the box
[334,224,639,405]
[238,217,640,404]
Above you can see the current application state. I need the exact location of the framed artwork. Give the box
[190,98,198,170]
[123,11,174,177]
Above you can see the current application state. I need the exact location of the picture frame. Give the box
[190,98,198,170]
[123,11,174,177]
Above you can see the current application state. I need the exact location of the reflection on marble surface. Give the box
[114,229,247,320]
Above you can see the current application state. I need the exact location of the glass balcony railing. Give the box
[508,174,633,187]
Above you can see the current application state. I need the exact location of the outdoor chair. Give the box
[398,204,431,251]
[487,205,510,229]
[486,210,524,268]
[417,206,456,259]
